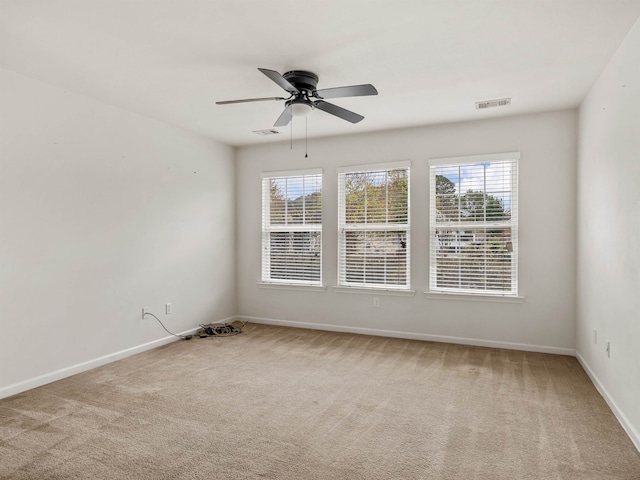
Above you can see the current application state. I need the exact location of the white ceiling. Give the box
[1,1,639,147]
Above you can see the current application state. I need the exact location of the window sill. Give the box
[423,291,525,303]
[257,282,327,292]
[331,286,416,297]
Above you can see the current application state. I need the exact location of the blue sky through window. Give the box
[436,161,513,210]
[273,176,321,200]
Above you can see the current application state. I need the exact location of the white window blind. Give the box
[429,153,519,296]
[338,162,410,289]
[261,169,322,285]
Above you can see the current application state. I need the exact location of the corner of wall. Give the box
[575,16,640,452]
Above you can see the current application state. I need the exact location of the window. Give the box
[338,161,410,289]
[429,152,519,296]
[261,169,322,285]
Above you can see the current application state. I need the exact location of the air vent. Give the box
[475,98,511,109]
[253,129,281,136]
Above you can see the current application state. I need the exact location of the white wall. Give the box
[576,18,640,449]
[0,69,236,397]
[236,110,577,353]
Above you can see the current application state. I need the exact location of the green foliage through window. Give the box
[339,163,410,289]
[262,172,322,285]
[430,158,518,296]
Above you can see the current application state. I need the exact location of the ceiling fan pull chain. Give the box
[290,117,293,150]
[305,116,308,158]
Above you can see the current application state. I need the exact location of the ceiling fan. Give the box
[216,68,378,127]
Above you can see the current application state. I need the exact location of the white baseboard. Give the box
[576,351,640,452]
[239,315,576,356]
[0,317,236,400]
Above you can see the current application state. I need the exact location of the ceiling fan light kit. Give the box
[216,68,378,127]
[289,98,313,117]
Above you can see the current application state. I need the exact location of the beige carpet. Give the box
[1,323,639,479]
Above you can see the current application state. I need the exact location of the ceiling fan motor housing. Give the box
[283,70,319,94]
[284,70,319,114]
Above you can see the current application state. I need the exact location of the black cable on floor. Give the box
[143,312,193,340]
[198,320,245,338]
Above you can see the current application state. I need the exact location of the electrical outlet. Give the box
[606,341,611,358]
[165,303,172,315]
[373,297,380,308]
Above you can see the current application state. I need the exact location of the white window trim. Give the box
[429,152,520,167]
[423,291,524,303]
[336,160,411,174]
[261,168,323,178]
[332,286,416,297]
[428,152,519,298]
[261,168,323,286]
[337,161,411,290]
[258,282,327,292]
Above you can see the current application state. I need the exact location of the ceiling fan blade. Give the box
[258,68,300,94]
[216,96,286,105]
[314,100,364,124]
[314,84,378,99]
[274,106,293,127]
